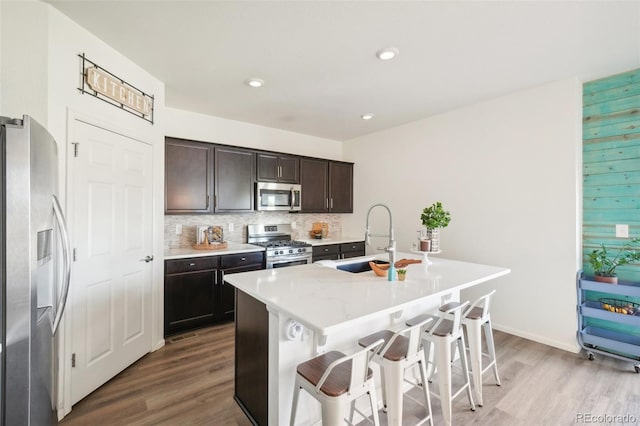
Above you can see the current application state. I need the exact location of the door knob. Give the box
[140,255,154,263]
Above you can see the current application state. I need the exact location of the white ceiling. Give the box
[47,1,640,141]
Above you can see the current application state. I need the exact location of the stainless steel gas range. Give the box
[247,224,313,268]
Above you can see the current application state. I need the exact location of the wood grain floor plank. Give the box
[60,323,640,426]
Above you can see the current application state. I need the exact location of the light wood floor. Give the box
[60,322,640,425]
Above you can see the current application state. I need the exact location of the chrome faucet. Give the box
[365,203,396,266]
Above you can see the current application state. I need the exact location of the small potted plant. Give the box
[397,269,407,281]
[420,201,451,252]
[588,237,640,284]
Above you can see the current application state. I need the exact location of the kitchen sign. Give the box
[78,53,154,123]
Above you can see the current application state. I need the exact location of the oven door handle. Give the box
[268,254,312,267]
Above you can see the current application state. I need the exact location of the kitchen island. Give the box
[225,252,510,425]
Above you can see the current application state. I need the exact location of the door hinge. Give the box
[72,353,76,368]
[72,142,79,157]
[73,248,77,261]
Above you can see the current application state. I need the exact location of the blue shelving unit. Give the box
[577,271,640,373]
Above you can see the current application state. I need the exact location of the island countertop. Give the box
[224,252,510,336]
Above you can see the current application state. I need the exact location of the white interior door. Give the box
[69,120,153,405]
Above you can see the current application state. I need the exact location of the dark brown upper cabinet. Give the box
[328,161,353,213]
[165,138,255,214]
[165,138,214,214]
[214,146,255,212]
[256,153,299,183]
[166,137,353,215]
[300,158,353,213]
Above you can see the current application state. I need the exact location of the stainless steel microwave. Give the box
[256,182,302,211]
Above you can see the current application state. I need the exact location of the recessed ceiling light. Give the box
[361,113,374,120]
[245,78,264,88]
[376,47,399,61]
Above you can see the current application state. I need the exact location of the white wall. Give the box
[0,0,49,123]
[44,2,167,357]
[343,78,582,352]
[166,107,343,159]
[1,1,167,418]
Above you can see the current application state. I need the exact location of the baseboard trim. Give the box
[492,322,580,354]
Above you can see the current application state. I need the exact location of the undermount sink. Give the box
[336,259,389,273]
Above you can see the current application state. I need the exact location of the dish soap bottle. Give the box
[387,263,396,282]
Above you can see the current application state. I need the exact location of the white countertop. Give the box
[224,252,510,336]
[164,242,265,260]
[296,236,364,246]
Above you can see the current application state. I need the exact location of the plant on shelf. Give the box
[588,237,640,284]
[420,201,451,252]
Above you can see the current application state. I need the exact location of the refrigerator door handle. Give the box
[52,194,71,334]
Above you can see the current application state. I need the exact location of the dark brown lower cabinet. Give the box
[164,257,220,336]
[220,252,265,321]
[340,241,365,259]
[312,241,365,262]
[234,290,269,426]
[164,252,264,336]
[312,243,340,261]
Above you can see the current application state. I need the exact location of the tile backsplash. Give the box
[165,212,345,249]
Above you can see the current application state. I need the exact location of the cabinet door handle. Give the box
[326,198,329,209]
[220,270,225,284]
[330,198,334,209]
[206,195,209,208]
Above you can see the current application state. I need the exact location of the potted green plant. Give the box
[588,237,640,284]
[397,268,407,281]
[420,201,451,252]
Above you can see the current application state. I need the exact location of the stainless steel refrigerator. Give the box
[1,115,71,425]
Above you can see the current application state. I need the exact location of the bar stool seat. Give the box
[290,339,384,426]
[357,317,434,426]
[439,290,501,406]
[358,330,408,361]
[296,351,373,397]
[406,302,475,426]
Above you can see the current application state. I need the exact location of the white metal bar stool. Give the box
[356,316,435,426]
[406,302,475,426]
[439,289,501,406]
[290,338,385,426]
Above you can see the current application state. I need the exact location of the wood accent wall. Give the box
[583,68,640,282]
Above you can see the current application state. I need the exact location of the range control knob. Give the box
[288,249,293,254]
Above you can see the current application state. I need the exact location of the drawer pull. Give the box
[189,263,196,266]
[241,257,246,261]
[324,248,329,252]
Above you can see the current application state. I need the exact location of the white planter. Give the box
[426,228,440,252]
